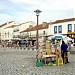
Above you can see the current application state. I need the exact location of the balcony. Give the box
[13,29,19,32]
[13,35,20,38]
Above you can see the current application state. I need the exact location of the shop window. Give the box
[54,26,57,34]
[58,25,62,33]
[68,24,72,32]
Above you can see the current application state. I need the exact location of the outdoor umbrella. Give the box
[65,37,72,41]
[20,40,25,44]
[52,34,64,39]
[63,37,72,41]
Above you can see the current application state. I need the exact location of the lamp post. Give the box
[34,9,42,49]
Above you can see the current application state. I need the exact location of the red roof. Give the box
[20,23,49,33]
[4,25,18,29]
[51,18,75,24]
[0,23,7,28]
[20,21,35,25]
[0,21,14,28]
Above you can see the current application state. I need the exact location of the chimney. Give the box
[42,22,47,24]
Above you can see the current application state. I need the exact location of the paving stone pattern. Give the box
[0,47,75,75]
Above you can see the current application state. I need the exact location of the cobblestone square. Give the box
[0,47,75,75]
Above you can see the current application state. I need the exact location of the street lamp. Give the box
[34,9,42,49]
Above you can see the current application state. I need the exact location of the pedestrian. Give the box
[67,41,71,50]
[61,40,69,64]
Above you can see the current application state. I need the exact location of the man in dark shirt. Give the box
[61,41,69,64]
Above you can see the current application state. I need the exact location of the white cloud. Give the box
[8,0,75,14]
[8,0,40,5]
[0,4,6,10]
[8,0,75,10]
[0,0,74,24]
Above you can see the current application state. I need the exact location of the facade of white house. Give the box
[25,23,49,41]
[13,25,20,40]
[0,17,75,43]
[0,21,19,41]
[48,18,75,36]
[0,21,36,41]
[27,18,75,41]
[26,28,48,41]
[20,21,36,33]
[4,28,13,41]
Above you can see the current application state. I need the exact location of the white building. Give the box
[0,17,75,43]
[0,21,36,41]
[48,18,75,36]
[20,21,36,39]
[0,21,19,41]
[20,22,49,43]
[20,21,36,32]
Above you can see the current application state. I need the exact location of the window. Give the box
[8,31,9,38]
[54,26,57,34]
[58,25,62,33]
[5,32,6,38]
[68,24,72,32]
[43,30,45,34]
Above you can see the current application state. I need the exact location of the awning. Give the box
[20,40,28,43]
[52,34,63,39]
[54,36,63,39]
[67,32,75,35]
[20,40,25,43]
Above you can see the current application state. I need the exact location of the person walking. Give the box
[61,41,69,64]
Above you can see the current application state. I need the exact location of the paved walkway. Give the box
[68,47,75,54]
[0,47,75,75]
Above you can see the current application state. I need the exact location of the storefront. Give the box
[67,32,75,43]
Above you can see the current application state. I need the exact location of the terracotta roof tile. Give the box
[4,25,18,29]
[51,18,75,24]
[20,23,49,33]
[31,23,49,31]
[20,28,30,33]
[0,23,7,28]
[20,21,35,25]
[0,21,14,28]
[9,21,14,23]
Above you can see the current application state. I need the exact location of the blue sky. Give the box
[0,0,75,24]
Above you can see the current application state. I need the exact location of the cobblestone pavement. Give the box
[0,47,75,75]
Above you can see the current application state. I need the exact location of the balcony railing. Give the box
[13,29,19,32]
[13,35,20,38]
